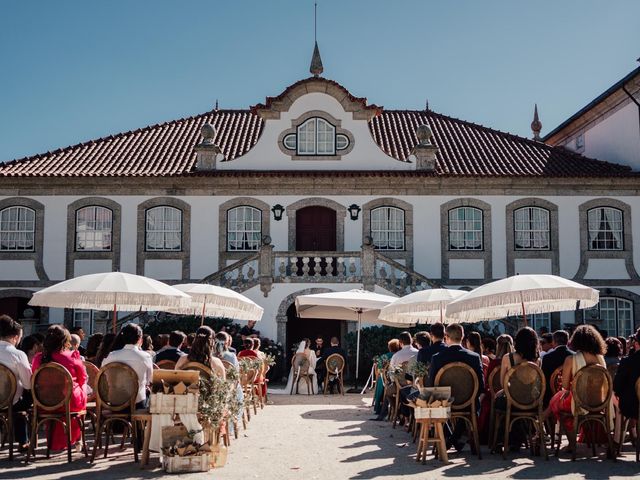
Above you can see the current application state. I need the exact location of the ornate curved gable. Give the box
[251,77,382,121]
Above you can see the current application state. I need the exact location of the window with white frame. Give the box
[283,117,350,156]
[73,309,94,336]
[449,207,483,250]
[371,207,405,250]
[590,297,634,338]
[530,313,551,332]
[588,207,623,251]
[227,206,262,251]
[145,206,182,251]
[75,206,112,251]
[514,207,550,250]
[0,206,35,251]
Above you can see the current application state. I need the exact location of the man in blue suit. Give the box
[428,323,484,452]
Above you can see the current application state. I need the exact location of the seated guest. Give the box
[417,323,447,367]
[617,336,628,357]
[32,325,87,451]
[481,337,497,361]
[487,334,513,380]
[465,331,489,373]
[604,337,623,368]
[214,331,238,368]
[69,334,84,359]
[541,330,573,407]
[479,334,512,442]
[253,338,266,359]
[18,334,42,365]
[414,331,431,365]
[102,323,153,408]
[238,338,258,358]
[141,334,156,362]
[390,332,418,367]
[499,327,540,389]
[539,333,553,357]
[69,326,87,356]
[397,332,432,422]
[184,333,196,354]
[94,333,116,367]
[614,328,640,421]
[320,337,348,393]
[0,315,33,451]
[176,326,226,379]
[428,323,484,451]
[373,339,400,416]
[547,325,607,445]
[154,334,170,352]
[154,330,187,363]
[84,333,103,365]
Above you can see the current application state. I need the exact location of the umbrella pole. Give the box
[347,310,362,394]
[112,303,117,333]
[521,292,527,327]
[440,304,443,323]
[201,296,207,326]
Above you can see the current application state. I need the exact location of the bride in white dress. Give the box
[270,338,318,395]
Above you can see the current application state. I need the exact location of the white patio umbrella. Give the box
[171,283,264,325]
[295,289,397,388]
[378,288,467,325]
[29,272,192,333]
[445,274,599,325]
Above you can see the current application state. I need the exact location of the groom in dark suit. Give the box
[319,337,347,393]
[541,330,574,406]
[428,323,484,452]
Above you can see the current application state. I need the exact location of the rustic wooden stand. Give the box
[415,418,449,464]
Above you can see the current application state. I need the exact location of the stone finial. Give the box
[410,123,439,171]
[531,104,542,141]
[195,123,223,170]
[310,41,324,77]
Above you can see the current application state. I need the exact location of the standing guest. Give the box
[94,333,116,367]
[32,325,87,451]
[176,326,226,379]
[604,337,623,368]
[154,330,187,364]
[539,333,553,357]
[102,323,153,408]
[240,320,258,340]
[418,323,448,367]
[390,332,418,367]
[141,334,156,362]
[0,315,32,452]
[547,325,607,446]
[314,335,326,360]
[69,326,87,356]
[18,334,43,365]
[481,337,497,361]
[428,323,484,451]
[314,335,326,390]
[541,330,574,407]
[84,333,103,365]
[373,339,401,417]
[465,331,490,373]
[614,328,640,423]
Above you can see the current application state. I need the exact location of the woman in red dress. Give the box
[32,325,87,451]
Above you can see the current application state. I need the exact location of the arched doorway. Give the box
[285,303,346,360]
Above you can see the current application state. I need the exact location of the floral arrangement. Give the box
[238,356,264,374]
[198,374,236,427]
[409,360,430,381]
[264,353,277,368]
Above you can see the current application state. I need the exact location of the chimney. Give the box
[411,124,439,171]
[195,123,223,171]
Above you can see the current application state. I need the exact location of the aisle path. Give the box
[2,394,639,479]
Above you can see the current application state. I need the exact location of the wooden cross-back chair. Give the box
[240,366,259,421]
[550,366,563,397]
[0,365,17,460]
[156,359,177,370]
[556,364,615,461]
[486,367,502,451]
[434,362,482,459]
[221,360,242,438]
[323,353,345,395]
[617,377,640,461]
[392,361,411,429]
[498,362,548,460]
[290,353,313,395]
[90,362,139,463]
[27,362,87,464]
[83,361,99,432]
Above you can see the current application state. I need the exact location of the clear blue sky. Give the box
[1,0,639,162]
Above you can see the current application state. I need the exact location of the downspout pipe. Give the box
[622,84,640,138]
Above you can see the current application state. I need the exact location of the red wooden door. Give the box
[296,206,337,251]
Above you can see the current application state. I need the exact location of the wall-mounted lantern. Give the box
[348,204,361,221]
[271,204,285,221]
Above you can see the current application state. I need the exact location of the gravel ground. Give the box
[1,394,639,480]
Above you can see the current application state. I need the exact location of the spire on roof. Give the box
[310,41,323,77]
[215,99,219,111]
[531,103,542,140]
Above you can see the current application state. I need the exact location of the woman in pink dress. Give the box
[32,325,87,451]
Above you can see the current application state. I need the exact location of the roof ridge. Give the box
[3,108,254,166]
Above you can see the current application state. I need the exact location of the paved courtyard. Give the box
[1,394,639,480]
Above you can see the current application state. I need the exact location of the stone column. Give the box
[259,243,274,297]
[361,243,376,291]
[276,314,288,347]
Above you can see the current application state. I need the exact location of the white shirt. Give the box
[0,340,32,404]
[390,345,419,367]
[102,344,154,403]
